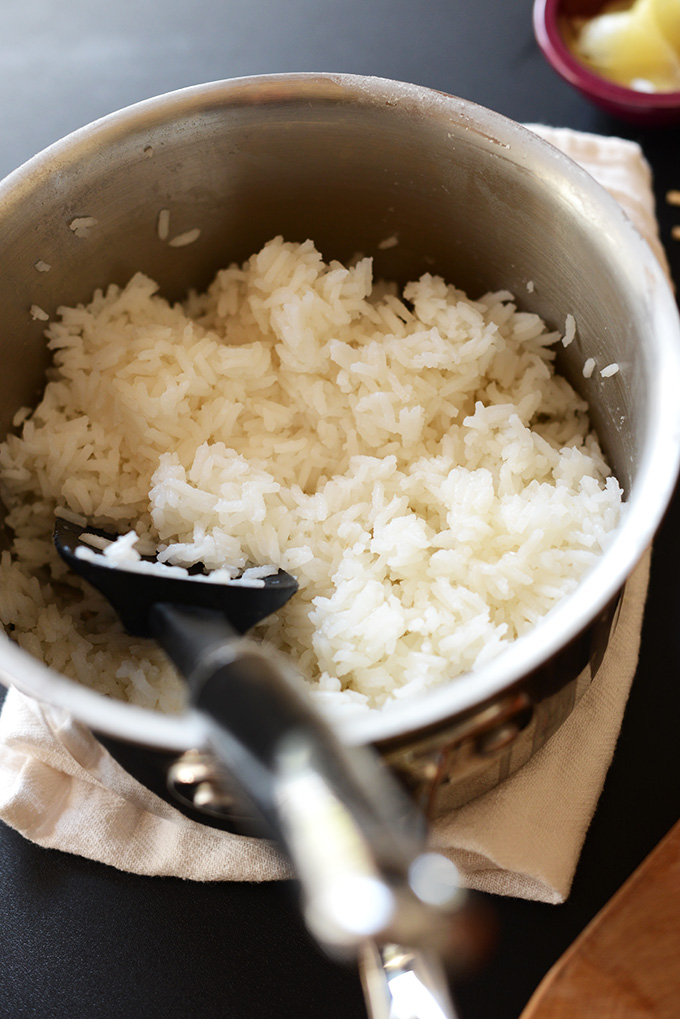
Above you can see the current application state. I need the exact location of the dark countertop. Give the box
[1,2,679,1017]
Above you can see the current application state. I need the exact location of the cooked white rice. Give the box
[0,237,621,716]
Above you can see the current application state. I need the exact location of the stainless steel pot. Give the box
[0,73,678,826]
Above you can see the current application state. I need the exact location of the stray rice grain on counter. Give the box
[0,237,622,717]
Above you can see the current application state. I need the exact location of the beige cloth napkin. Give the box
[0,126,665,903]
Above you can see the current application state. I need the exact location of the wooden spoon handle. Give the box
[520,819,680,1018]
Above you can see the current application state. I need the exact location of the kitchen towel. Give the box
[0,126,666,903]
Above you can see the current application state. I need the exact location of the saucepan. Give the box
[0,74,679,1016]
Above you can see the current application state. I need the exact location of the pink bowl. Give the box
[533,0,680,125]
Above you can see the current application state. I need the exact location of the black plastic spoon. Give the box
[54,517,299,637]
[54,517,464,962]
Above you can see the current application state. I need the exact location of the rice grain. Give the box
[0,237,621,716]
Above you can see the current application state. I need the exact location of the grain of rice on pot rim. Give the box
[0,237,622,718]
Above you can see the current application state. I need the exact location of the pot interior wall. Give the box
[0,79,650,494]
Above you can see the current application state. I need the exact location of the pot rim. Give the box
[1,72,679,751]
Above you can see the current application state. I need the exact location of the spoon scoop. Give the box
[53,517,298,635]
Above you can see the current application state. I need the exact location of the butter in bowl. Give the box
[533,0,680,123]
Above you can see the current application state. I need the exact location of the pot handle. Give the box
[360,941,461,1019]
[151,601,465,955]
